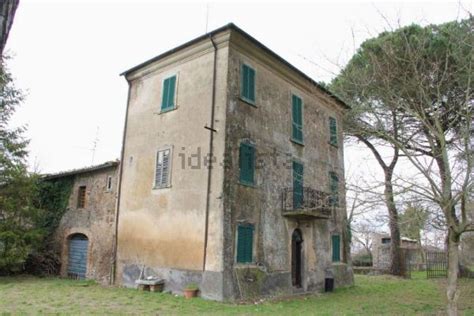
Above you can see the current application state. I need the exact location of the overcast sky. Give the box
[6,0,473,173]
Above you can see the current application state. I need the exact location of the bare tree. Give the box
[330,17,473,315]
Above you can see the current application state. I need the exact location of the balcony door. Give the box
[293,161,304,209]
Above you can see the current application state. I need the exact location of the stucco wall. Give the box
[54,165,118,285]
[116,31,230,299]
[221,31,353,300]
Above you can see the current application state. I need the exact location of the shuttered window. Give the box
[292,95,303,143]
[155,148,171,188]
[329,171,339,207]
[240,64,256,104]
[161,75,177,111]
[236,224,254,263]
[239,142,255,185]
[332,234,341,262]
[329,117,337,146]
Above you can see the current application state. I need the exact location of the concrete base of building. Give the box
[120,262,353,301]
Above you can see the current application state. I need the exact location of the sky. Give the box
[6,0,474,174]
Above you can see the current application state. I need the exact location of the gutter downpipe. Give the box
[203,35,218,271]
[110,79,132,285]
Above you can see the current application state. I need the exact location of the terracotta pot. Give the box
[183,288,198,299]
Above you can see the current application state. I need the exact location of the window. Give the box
[161,75,177,111]
[293,161,304,209]
[154,148,171,188]
[329,117,338,146]
[291,94,303,143]
[329,171,339,207]
[239,142,255,185]
[106,176,113,191]
[381,238,391,244]
[77,186,86,208]
[240,64,256,104]
[236,224,254,263]
[332,234,341,262]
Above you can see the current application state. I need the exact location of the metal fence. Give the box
[426,251,447,278]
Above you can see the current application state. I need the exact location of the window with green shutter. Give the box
[332,234,341,262]
[291,95,303,143]
[240,64,256,104]
[239,142,255,185]
[329,117,337,146]
[161,75,177,111]
[329,171,339,207]
[237,224,254,263]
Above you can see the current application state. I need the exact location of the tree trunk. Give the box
[384,170,403,276]
[446,228,460,316]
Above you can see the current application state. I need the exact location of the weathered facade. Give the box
[116,24,353,300]
[46,161,119,285]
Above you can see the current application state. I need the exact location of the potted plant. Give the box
[183,283,199,299]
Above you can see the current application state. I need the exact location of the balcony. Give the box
[282,187,332,220]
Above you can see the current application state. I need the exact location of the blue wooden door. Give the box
[67,234,88,279]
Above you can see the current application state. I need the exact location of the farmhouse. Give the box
[47,23,353,300]
[114,23,353,300]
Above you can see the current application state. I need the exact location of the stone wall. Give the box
[53,164,118,284]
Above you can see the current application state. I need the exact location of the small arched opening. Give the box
[67,233,89,279]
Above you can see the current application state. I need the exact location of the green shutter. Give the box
[241,64,255,104]
[292,95,303,143]
[329,171,339,207]
[239,143,255,185]
[332,235,341,262]
[329,117,337,145]
[293,161,304,209]
[161,75,176,110]
[237,224,254,263]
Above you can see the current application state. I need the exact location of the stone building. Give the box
[372,233,423,271]
[45,161,119,285]
[115,23,353,300]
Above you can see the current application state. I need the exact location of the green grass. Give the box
[0,274,473,315]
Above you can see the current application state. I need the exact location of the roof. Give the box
[42,160,119,180]
[121,23,350,110]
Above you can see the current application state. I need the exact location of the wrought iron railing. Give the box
[282,187,332,218]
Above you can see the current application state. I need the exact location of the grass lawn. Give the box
[0,273,473,315]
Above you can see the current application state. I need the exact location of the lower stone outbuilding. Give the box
[44,161,119,285]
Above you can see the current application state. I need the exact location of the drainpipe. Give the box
[110,79,132,285]
[203,35,218,271]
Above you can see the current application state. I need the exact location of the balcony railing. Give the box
[282,187,332,219]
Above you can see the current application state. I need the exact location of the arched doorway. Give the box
[291,229,303,287]
[67,233,88,279]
